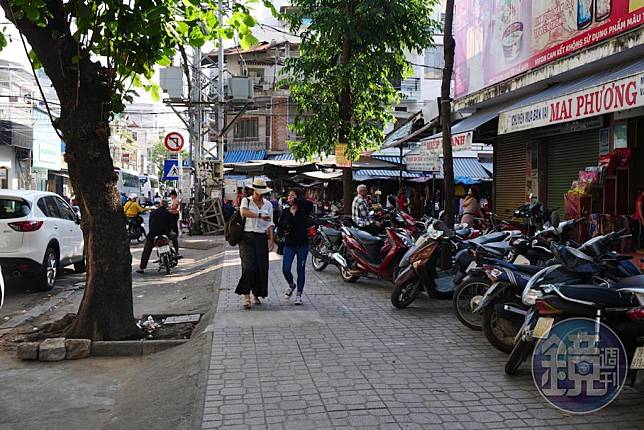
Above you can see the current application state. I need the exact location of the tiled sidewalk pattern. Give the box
[203,248,644,429]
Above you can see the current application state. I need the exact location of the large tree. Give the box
[284,0,439,213]
[0,0,266,340]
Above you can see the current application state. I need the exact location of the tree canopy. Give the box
[283,0,440,161]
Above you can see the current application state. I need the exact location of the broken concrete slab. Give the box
[163,314,201,325]
[39,338,66,361]
[65,339,91,360]
[17,342,39,360]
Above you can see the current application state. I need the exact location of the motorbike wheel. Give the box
[340,265,360,283]
[482,308,523,353]
[504,339,534,376]
[452,277,491,331]
[164,256,171,275]
[311,239,329,272]
[391,281,420,308]
[136,227,146,243]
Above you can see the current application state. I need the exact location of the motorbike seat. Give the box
[467,231,506,245]
[347,228,384,246]
[455,228,471,239]
[477,242,512,257]
[557,284,631,308]
[321,226,342,238]
[614,275,644,289]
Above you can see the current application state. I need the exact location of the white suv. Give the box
[0,190,85,291]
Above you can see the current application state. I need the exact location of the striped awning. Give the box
[224,150,266,164]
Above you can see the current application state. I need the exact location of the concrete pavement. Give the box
[202,246,644,429]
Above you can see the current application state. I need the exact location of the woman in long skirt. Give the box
[236,178,275,309]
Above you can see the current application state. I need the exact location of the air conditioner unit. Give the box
[226,77,254,101]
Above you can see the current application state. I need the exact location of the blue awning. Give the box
[267,152,294,161]
[224,150,266,164]
[435,157,491,181]
[353,169,426,180]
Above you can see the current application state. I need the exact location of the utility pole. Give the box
[191,45,202,201]
[217,0,225,166]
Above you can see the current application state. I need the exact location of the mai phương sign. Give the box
[498,71,644,134]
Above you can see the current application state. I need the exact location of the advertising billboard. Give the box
[455,0,644,99]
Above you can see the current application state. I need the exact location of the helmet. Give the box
[129,193,138,199]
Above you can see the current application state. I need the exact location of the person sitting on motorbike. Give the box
[123,193,150,227]
[136,199,180,274]
[352,184,382,235]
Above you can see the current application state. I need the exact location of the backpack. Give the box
[224,198,247,246]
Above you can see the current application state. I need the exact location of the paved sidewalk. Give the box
[202,247,644,429]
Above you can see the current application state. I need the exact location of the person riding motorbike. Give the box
[136,199,180,274]
[123,193,150,228]
[352,184,382,235]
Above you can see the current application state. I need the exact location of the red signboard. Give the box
[164,131,185,152]
[455,0,644,99]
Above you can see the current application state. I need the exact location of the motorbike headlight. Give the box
[522,288,543,306]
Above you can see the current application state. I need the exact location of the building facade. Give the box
[450,0,643,227]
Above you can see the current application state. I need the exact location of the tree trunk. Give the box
[339,1,355,216]
[61,113,140,341]
[2,8,141,340]
[441,0,456,229]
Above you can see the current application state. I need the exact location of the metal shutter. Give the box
[495,134,527,217]
[546,129,599,211]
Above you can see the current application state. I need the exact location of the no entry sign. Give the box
[164,132,185,153]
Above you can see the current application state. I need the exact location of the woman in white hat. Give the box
[236,177,275,309]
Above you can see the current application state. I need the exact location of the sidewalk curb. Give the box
[91,339,188,357]
[191,237,224,430]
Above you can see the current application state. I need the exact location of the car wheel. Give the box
[37,247,58,291]
[74,250,87,274]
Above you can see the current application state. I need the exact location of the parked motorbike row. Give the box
[309,205,644,377]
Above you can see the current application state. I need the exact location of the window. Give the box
[424,46,444,79]
[38,196,61,218]
[234,118,259,139]
[54,197,77,221]
[0,198,30,219]
[122,172,140,188]
[247,68,265,85]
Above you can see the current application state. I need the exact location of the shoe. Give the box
[284,285,295,298]
[242,294,252,310]
[294,294,303,305]
[252,295,262,305]
[136,269,144,274]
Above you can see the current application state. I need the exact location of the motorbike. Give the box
[338,225,415,283]
[309,219,349,272]
[391,221,457,308]
[451,219,584,331]
[153,234,179,275]
[127,216,146,243]
[504,233,642,375]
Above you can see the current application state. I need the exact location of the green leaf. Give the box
[157,55,172,66]
[28,50,42,69]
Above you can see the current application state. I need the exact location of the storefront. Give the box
[496,58,644,242]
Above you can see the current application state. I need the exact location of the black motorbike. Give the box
[504,232,642,375]
[153,234,179,275]
[127,216,146,243]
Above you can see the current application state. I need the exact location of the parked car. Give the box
[0,190,85,291]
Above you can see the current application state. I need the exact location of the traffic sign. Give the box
[164,132,185,153]
[163,159,180,180]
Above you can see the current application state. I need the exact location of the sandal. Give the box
[242,294,252,309]
[251,294,262,305]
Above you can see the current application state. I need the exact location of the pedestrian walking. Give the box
[236,178,275,309]
[279,190,314,305]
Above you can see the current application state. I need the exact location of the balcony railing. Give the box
[226,137,265,151]
[400,77,421,101]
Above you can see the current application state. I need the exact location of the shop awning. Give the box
[498,58,644,134]
[223,150,266,164]
[353,169,426,180]
[300,170,343,180]
[442,157,491,181]
[267,152,294,161]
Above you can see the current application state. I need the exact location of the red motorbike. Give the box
[338,225,415,283]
